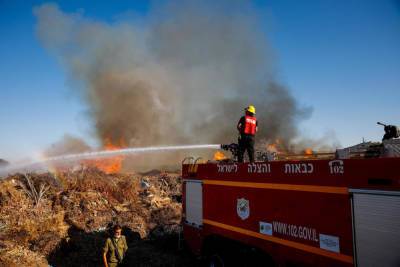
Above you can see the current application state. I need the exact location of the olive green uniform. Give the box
[103,235,128,267]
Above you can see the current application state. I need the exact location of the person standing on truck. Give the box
[237,105,258,163]
[103,224,128,267]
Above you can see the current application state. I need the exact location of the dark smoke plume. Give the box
[45,134,91,157]
[34,1,311,158]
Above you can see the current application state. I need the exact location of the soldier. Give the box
[103,224,128,267]
[237,105,258,163]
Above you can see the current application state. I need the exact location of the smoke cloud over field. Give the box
[44,134,91,157]
[34,1,311,154]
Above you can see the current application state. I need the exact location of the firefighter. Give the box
[103,224,128,267]
[237,105,258,163]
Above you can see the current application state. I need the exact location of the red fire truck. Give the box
[182,151,400,266]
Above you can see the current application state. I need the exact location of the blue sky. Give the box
[0,0,399,161]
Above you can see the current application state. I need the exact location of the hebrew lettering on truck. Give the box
[183,137,400,266]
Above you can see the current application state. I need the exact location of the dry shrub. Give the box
[58,168,136,204]
[0,240,48,267]
[0,168,184,266]
[118,177,139,203]
[150,203,181,226]
[17,174,50,207]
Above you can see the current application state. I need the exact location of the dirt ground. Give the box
[0,168,200,266]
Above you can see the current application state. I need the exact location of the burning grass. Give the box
[0,168,193,266]
[213,151,227,161]
[83,138,126,174]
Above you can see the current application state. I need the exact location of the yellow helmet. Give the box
[245,105,256,114]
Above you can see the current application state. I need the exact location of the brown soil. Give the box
[0,168,199,266]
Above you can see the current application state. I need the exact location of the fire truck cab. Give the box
[182,157,400,266]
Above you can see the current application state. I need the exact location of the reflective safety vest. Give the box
[244,115,257,135]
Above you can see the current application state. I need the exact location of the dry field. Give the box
[0,168,199,266]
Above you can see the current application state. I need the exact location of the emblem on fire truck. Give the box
[237,198,250,220]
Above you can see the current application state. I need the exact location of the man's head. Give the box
[245,105,256,115]
[113,224,122,238]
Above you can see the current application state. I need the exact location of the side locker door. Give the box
[185,179,203,228]
[351,189,400,267]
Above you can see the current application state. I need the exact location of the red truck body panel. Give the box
[182,158,400,266]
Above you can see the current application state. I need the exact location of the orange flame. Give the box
[85,138,125,173]
[267,143,278,153]
[214,151,227,161]
[304,148,313,155]
[267,139,282,153]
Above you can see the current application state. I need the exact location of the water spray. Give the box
[0,144,220,177]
